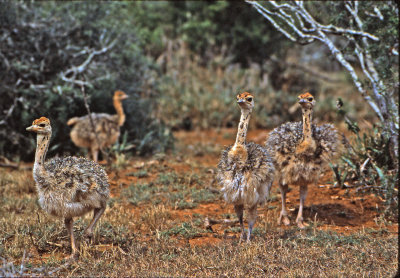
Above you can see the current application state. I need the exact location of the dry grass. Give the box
[0,141,398,277]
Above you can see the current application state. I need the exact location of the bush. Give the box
[0,2,173,161]
[156,40,354,130]
[332,101,398,218]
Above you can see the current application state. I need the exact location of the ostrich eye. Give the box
[308,97,313,101]
[247,97,253,102]
[39,123,46,127]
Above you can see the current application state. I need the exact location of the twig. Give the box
[360,157,370,174]
[204,217,239,231]
[206,187,221,194]
[0,93,22,126]
[46,241,63,248]
[60,39,117,86]
[0,162,19,169]
[28,229,40,255]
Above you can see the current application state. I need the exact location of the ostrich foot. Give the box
[278,213,290,226]
[238,231,247,243]
[83,231,95,245]
[296,219,308,229]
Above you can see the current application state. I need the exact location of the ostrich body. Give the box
[67,90,128,162]
[217,92,274,241]
[27,117,110,259]
[265,92,339,228]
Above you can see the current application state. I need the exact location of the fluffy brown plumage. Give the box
[217,92,274,241]
[265,92,340,228]
[67,90,128,162]
[218,142,274,207]
[27,117,110,260]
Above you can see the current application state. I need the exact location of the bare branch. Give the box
[60,38,117,86]
[321,25,379,41]
[0,95,23,126]
[365,6,384,20]
[248,0,398,162]
[246,1,299,42]
[59,75,90,87]
[246,1,316,44]
[247,0,387,122]
[204,217,239,231]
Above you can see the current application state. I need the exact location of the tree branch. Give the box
[60,38,117,86]
[246,1,299,43]
[248,0,398,163]
[247,0,386,122]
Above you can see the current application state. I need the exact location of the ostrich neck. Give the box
[33,133,51,173]
[301,107,313,142]
[234,108,251,147]
[113,98,125,126]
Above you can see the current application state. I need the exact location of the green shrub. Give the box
[333,102,398,218]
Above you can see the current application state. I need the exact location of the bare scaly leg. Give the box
[278,182,290,226]
[234,204,246,242]
[246,205,257,242]
[91,147,98,163]
[296,184,308,229]
[64,218,78,260]
[84,205,106,240]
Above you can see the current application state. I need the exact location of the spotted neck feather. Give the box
[33,132,51,174]
[113,98,126,126]
[295,105,316,154]
[301,106,313,142]
[234,108,251,147]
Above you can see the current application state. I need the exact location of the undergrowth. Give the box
[332,100,398,219]
[155,40,361,130]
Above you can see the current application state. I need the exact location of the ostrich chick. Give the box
[265,92,339,228]
[67,90,128,162]
[27,117,110,260]
[217,92,274,242]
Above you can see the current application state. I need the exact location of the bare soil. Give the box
[172,128,398,235]
[104,128,397,247]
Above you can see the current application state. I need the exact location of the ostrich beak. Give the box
[298,99,307,104]
[26,126,35,132]
[237,99,245,103]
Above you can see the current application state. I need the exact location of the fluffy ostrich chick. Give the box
[217,92,275,242]
[265,92,340,228]
[27,117,110,260]
[67,90,128,162]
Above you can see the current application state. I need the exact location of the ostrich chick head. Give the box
[26,117,51,134]
[113,90,129,101]
[298,92,315,109]
[236,92,254,110]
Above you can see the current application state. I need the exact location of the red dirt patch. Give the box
[189,236,222,247]
[172,129,398,236]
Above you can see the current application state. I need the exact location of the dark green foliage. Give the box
[0,2,173,160]
[328,2,399,85]
[129,1,292,66]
